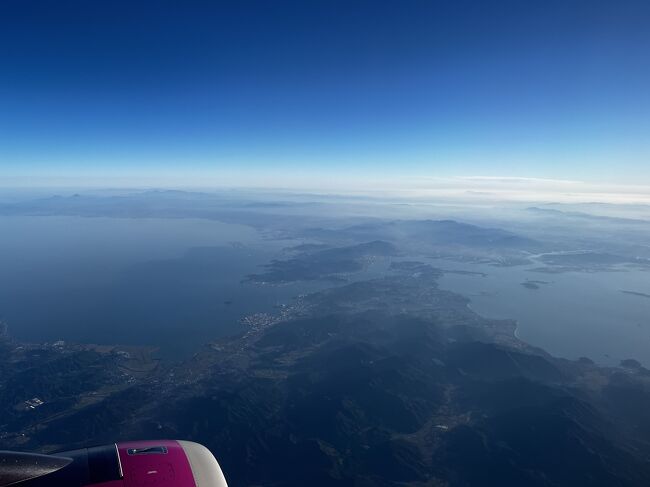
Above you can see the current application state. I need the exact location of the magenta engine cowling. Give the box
[113,440,228,487]
[3,439,229,487]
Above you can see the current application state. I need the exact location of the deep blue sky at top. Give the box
[1,0,649,185]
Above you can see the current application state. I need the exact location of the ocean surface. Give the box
[434,259,650,367]
[0,216,324,357]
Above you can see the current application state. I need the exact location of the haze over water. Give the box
[0,215,325,357]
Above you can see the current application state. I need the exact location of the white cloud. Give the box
[457,176,581,185]
[2,167,650,206]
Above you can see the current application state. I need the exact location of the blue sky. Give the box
[1,0,649,189]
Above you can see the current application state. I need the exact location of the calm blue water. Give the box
[433,259,650,367]
[0,216,323,357]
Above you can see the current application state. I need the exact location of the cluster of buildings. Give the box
[23,397,44,410]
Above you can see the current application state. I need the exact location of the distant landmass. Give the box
[621,290,650,299]
[2,257,650,486]
[527,206,650,225]
[248,240,397,283]
[521,280,550,290]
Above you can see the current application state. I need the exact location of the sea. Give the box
[0,216,324,357]
[433,258,650,367]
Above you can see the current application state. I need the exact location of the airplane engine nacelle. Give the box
[0,440,228,487]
